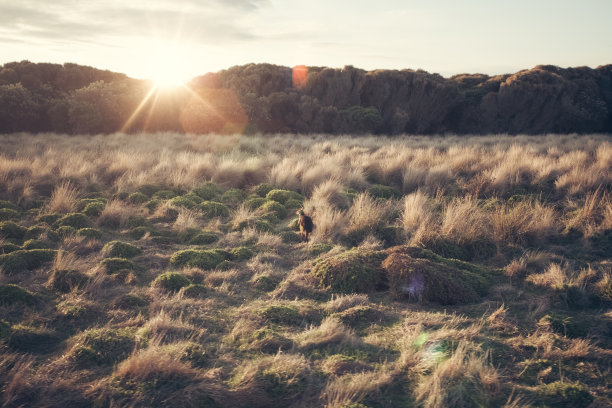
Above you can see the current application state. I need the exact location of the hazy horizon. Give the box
[1,0,611,83]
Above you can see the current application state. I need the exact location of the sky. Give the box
[1,0,611,82]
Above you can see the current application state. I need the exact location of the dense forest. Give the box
[1,60,611,135]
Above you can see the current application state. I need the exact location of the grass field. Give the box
[1,132,611,407]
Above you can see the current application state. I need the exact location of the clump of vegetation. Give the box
[230,246,255,261]
[21,238,50,250]
[71,327,136,365]
[368,184,401,199]
[100,257,137,274]
[259,200,287,220]
[0,220,27,240]
[179,283,208,298]
[266,189,304,205]
[76,227,103,240]
[221,188,247,205]
[0,248,56,275]
[253,183,274,197]
[0,208,19,221]
[192,182,222,200]
[245,196,268,210]
[533,381,593,407]
[312,248,386,294]
[56,225,76,237]
[169,249,229,269]
[152,272,192,292]
[179,228,218,245]
[200,201,230,218]
[0,283,36,305]
[55,213,90,229]
[309,242,333,256]
[102,241,142,258]
[7,324,61,353]
[49,269,89,292]
[261,304,302,325]
[254,275,279,291]
[128,192,149,204]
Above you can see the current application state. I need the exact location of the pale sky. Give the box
[1,0,611,82]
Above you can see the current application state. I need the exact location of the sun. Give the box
[143,43,194,88]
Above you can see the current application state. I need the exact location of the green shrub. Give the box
[0,249,56,275]
[49,269,89,293]
[261,305,301,325]
[113,293,148,309]
[188,231,218,245]
[533,381,593,408]
[200,201,230,218]
[169,249,229,270]
[0,221,27,240]
[312,248,386,294]
[0,284,36,305]
[152,272,191,292]
[230,246,255,261]
[0,200,18,211]
[55,213,90,229]
[152,190,176,200]
[100,257,137,274]
[192,182,222,200]
[180,284,208,298]
[128,226,156,240]
[83,201,105,216]
[234,218,273,232]
[260,200,287,220]
[245,197,267,210]
[77,228,103,240]
[169,195,198,209]
[76,198,105,212]
[0,208,19,221]
[425,236,497,261]
[221,188,246,205]
[309,242,333,256]
[145,199,161,211]
[136,184,159,197]
[7,324,60,353]
[56,225,76,237]
[124,215,150,229]
[72,327,136,365]
[102,241,142,258]
[265,189,304,205]
[539,313,589,338]
[368,184,401,199]
[22,238,50,250]
[253,183,274,197]
[288,217,300,231]
[180,342,208,367]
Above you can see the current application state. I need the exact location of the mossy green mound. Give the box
[245,196,268,210]
[56,225,76,237]
[312,248,386,294]
[7,324,61,353]
[0,283,36,305]
[72,327,136,365]
[0,249,56,275]
[309,242,333,256]
[128,192,149,204]
[21,238,50,250]
[230,246,255,261]
[0,221,27,240]
[265,189,304,205]
[221,188,246,205]
[77,228,103,240]
[259,200,287,220]
[200,201,230,218]
[253,183,274,197]
[152,272,191,292]
[24,225,46,240]
[254,275,279,291]
[49,269,89,293]
[152,190,176,200]
[234,218,273,233]
[192,182,222,200]
[381,246,496,305]
[55,212,90,229]
[261,305,302,325]
[0,200,18,211]
[170,249,230,270]
[83,201,106,217]
[1,242,20,254]
[169,195,199,209]
[100,257,137,274]
[533,381,593,408]
[36,213,61,225]
[102,241,142,258]
[0,208,19,221]
[179,283,208,298]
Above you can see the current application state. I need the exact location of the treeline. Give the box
[1,60,611,135]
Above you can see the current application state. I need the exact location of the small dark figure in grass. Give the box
[296,208,314,241]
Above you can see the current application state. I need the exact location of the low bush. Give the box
[179,284,207,298]
[102,241,142,258]
[192,182,222,200]
[0,221,27,240]
[100,257,137,274]
[56,225,76,237]
[533,381,593,408]
[49,269,89,293]
[368,184,401,199]
[72,327,136,365]
[0,208,19,221]
[253,183,274,197]
[266,189,304,205]
[261,305,302,325]
[312,248,386,294]
[37,213,61,225]
[7,324,61,353]
[21,238,50,250]
[1,242,20,254]
[221,188,247,205]
[0,283,36,305]
[24,225,46,240]
[259,200,287,220]
[245,196,268,210]
[83,201,106,216]
[169,195,199,209]
[0,249,56,275]
[169,249,229,270]
[309,242,333,256]
[254,275,279,291]
[280,231,301,243]
[230,246,255,261]
[0,200,18,210]
[200,201,230,218]
[152,272,191,292]
[55,213,90,229]
[128,192,149,204]
[77,228,103,240]
[152,190,176,200]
